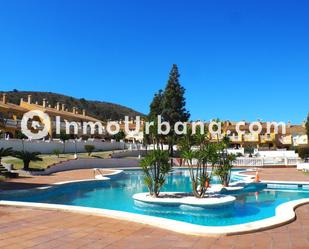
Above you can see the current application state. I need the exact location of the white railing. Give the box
[233,157,301,167]
[178,156,300,167]
[233,157,264,167]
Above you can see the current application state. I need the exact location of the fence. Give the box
[176,156,300,167]
[233,157,300,167]
[0,139,126,153]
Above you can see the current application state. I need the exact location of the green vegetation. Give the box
[1,90,144,121]
[145,90,165,149]
[0,147,13,166]
[13,151,43,170]
[180,128,219,198]
[140,150,171,197]
[214,143,236,187]
[161,64,190,159]
[84,145,95,156]
[244,145,255,157]
[3,155,71,170]
[56,131,70,153]
[52,149,61,158]
[113,130,126,141]
[2,151,115,170]
[145,64,190,158]
[298,147,309,159]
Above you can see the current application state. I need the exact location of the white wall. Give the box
[256,150,298,158]
[0,139,126,153]
[227,148,245,155]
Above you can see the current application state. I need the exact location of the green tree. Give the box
[57,131,70,153]
[15,130,27,139]
[0,147,13,166]
[149,90,164,119]
[214,142,236,187]
[14,151,42,171]
[161,64,190,159]
[84,145,95,156]
[145,90,165,149]
[180,127,219,198]
[140,149,171,197]
[244,145,255,157]
[113,130,126,141]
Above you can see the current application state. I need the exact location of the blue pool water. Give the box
[1,169,309,226]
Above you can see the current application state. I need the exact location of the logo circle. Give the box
[21,110,51,139]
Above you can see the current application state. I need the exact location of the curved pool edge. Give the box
[1,198,309,236]
[0,169,124,195]
[133,192,236,207]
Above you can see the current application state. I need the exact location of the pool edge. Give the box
[0,198,309,236]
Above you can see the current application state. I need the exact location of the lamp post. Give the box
[74,138,78,159]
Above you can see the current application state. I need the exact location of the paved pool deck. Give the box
[0,169,113,191]
[0,167,309,249]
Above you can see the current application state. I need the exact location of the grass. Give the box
[2,150,116,170]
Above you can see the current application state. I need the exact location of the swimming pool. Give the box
[1,169,309,228]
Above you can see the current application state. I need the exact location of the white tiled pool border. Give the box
[1,168,309,236]
[1,198,309,236]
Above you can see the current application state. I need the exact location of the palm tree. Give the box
[214,142,236,187]
[14,151,42,171]
[178,125,220,198]
[140,149,171,197]
[0,147,13,166]
[181,142,219,198]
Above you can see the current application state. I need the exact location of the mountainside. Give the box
[1,90,144,120]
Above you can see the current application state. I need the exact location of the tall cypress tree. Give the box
[149,90,163,119]
[161,64,190,159]
[145,90,164,148]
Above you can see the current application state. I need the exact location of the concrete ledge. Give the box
[133,192,236,207]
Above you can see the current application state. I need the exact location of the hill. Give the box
[1,90,144,120]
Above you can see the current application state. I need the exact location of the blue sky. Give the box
[0,0,308,123]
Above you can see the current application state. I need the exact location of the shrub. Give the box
[140,150,171,197]
[13,151,42,170]
[84,145,95,156]
[236,152,244,157]
[298,147,309,159]
[52,149,61,158]
[244,146,255,157]
[113,130,126,141]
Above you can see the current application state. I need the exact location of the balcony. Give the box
[293,135,308,146]
[244,134,259,142]
[260,134,275,143]
[2,119,20,128]
[229,135,242,142]
[279,135,292,145]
